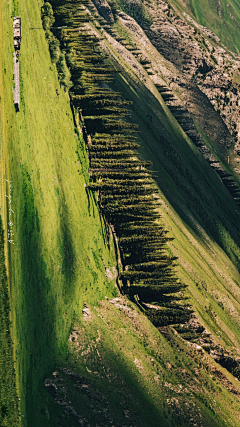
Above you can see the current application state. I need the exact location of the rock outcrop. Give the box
[91,0,114,23]
[142,0,240,150]
[93,2,240,202]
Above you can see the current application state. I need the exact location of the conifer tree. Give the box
[47,0,190,328]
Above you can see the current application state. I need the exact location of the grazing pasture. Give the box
[1,0,240,426]
[0,0,117,424]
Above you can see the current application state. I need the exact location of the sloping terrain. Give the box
[1,0,240,426]
[0,0,118,424]
[182,0,240,54]
[89,0,240,348]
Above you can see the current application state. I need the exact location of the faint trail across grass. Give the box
[0,1,117,425]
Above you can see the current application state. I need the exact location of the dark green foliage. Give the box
[90,160,152,168]
[128,284,187,299]
[93,172,149,181]
[131,260,177,271]
[118,223,164,233]
[141,277,180,285]
[104,203,159,213]
[92,134,136,143]
[120,269,175,281]
[46,0,190,328]
[85,117,138,134]
[56,52,72,89]
[72,93,122,102]
[103,201,161,212]
[41,3,72,89]
[21,165,36,237]
[49,36,61,63]
[115,0,153,28]
[41,2,55,29]
[120,233,169,245]
[88,183,157,195]
[146,307,192,327]
[42,15,53,31]
[91,150,135,158]
[90,142,140,151]
[101,194,156,204]
[83,107,130,117]
[0,216,20,426]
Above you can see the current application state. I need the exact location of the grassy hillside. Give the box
[1,0,240,426]
[0,217,20,426]
[180,0,240,54]
[0,0,117,424]
[44,299,240,427]
[101,15,240,345]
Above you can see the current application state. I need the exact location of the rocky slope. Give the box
[92,0,240,171]
[144,0,240,152]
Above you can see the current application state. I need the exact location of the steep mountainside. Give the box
[2,0,240,426]
[182,0,240,54]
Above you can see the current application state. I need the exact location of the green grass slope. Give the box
[0,0,117,424]
[179,0,240,54]
[0,217,20,426]
[47,299,240,427]
[1,0,240,426]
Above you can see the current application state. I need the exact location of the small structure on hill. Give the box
[13,17,21,112]
[13,16,21,50]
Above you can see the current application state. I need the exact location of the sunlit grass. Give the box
[1,0,240,426]
[0,0,117,424]
[175,0,240,54]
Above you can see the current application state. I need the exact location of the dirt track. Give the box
[13,52,20,110]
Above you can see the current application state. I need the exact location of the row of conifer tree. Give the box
[45,0,191,326]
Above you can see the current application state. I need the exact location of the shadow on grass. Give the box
[85,187,92,216]
[17,168,64,425]
[19,231,59,426]
[41,320,224,427]
[45,351,170,427]
[99,211,110,249]
[60,200,76,289]
[113,74,240,267]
